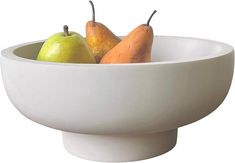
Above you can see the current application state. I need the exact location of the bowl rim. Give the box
[1,35,234,67]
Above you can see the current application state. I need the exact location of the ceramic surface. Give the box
[1,36,234,161]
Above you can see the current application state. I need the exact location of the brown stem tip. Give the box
[146,10,157,26]
[63,25,69,36]
[89,0,95,23]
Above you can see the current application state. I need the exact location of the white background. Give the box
[0,0,234,162]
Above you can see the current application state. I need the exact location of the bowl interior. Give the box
[12,36,231,62]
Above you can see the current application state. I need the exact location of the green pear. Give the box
[37,25,96,63]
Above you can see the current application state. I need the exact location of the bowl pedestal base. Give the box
[62,129,177,162]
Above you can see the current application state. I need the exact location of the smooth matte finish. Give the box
[0,36,234,162]
[63,129,177,162]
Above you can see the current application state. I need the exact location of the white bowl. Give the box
[1,36,234,162]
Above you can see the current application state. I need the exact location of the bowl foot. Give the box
[62,129,177,162]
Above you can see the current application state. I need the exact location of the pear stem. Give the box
[89,0,95,23]
[63,25,69,36]
[146,10,157,26]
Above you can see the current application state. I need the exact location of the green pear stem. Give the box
[146,10,157,26]
[63,25,69,36]
[89,0,95,23]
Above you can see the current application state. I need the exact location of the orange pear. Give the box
[100,10,156,64]
[86,0,121,63]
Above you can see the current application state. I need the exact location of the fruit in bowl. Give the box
[86,0,121,63]
[100,10,156,64]
[37,0,157,64]
[37,25,96,63]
